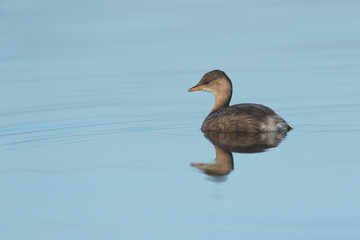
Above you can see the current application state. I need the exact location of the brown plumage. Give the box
[188,70,292,133]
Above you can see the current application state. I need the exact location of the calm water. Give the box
[1,0,360,239]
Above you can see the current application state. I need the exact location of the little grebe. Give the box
[188,70,292,133]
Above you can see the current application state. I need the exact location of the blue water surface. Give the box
[1,0,360,239]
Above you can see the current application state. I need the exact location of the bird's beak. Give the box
[188,85,205,92]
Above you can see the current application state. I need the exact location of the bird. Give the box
[188,70,292,134]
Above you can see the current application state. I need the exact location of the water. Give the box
[1,0,360,239]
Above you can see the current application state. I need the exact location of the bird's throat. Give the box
[211,93,231,113]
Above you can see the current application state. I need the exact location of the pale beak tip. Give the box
[188,85,204,92]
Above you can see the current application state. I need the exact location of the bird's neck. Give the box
[211,88,232,113]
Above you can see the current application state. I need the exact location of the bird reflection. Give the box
[191,131,288,179]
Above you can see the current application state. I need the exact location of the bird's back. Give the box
[202,103,291,133]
